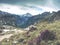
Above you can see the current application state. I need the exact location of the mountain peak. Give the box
[22,13,32,17]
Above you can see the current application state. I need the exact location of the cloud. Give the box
[0,3,59,15]
[0,0,60,9]
[0,4,45,15]
[52,0,60,9]
[0,4,26,14]
[0,0,60,15]
[0,0,47,6]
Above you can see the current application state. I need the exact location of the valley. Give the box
[0,10,60,45]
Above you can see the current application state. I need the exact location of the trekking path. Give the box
[0,29,27,42]
[0,34,13,42]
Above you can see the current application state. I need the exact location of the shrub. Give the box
[56,42,60,45]
[33,36,41,45]
[18,38,24,42]
[40,30,56,41]
[28,40,33,45]
[28,30,56,45]
[28,35,41,45]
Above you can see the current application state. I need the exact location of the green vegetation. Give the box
[1,20,60,45]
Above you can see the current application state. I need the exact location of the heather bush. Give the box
[28,40,33,45]
[18,38,24,42]
[25,31,31,37]
[56,42,60,45]
[34,36,41,45]
[28,35,41,45]
[40,30,56,41]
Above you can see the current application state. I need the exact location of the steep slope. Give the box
[26,10,60,26]
[0,11,31,28]
[0,10,60,28]
[24,12,51,27]
[1,20,60,45]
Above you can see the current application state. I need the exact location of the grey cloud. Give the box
[52,0,60,8]
[0,0,47,6]
[0,0,60,9]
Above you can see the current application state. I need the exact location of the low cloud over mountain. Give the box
[0,0,60,15]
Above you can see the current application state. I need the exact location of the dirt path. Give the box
[0,34,13,42]
[0,29,27,42]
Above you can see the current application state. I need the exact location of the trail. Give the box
[0,29,26,42]
[0,34,13,42]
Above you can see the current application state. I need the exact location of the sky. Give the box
[0,0,60,15]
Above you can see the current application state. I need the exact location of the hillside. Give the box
[0,10,60,45]
[0,10,60,28]
[0,11,32,28]
[1,20,60,45]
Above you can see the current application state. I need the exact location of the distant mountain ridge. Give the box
[0,10,60,28]
[0,10,32,28]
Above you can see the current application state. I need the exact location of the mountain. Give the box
[0,11,32,28]
[1,11,60,45]
[44,11,60,22]
[0,10,60,28]
[25,12,51,26]
[22,11,60,28]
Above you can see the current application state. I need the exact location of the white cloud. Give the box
[0,4,59,16]
[0,4,44,15]
[0,4,27,15]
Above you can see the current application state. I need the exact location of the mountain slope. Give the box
[0,11,31,28]
[0,10,60,28]
[1,20,60,45]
